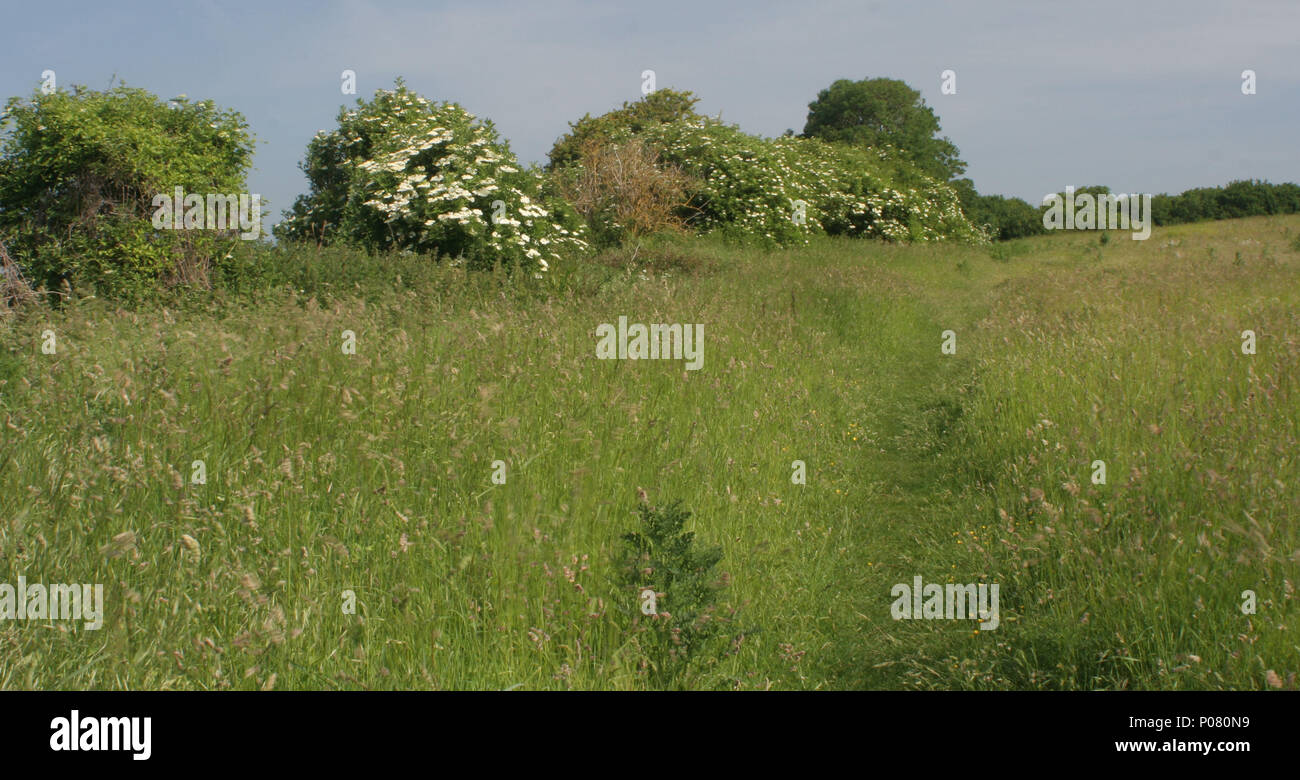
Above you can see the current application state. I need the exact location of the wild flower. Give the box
[277,81,588,273]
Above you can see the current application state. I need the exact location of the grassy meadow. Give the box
[0,216,1296,689]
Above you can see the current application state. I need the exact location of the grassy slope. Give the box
[0,217,1295,689]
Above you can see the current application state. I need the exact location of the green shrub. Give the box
[630,117,983,245]
[277,80,588,275]
[0,83,257,297]
[619,499,731,687]
[546,88,703,170]
[547,91,982,247]
[951,178,1045,241]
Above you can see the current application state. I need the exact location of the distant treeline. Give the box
[953,179,1300,241]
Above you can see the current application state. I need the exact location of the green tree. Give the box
[0,82,256,296]
[802,77,965,181]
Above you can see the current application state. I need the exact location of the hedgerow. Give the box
[556,114,984,247]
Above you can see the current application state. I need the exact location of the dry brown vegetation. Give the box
[552,136,697,244]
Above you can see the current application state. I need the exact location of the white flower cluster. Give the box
[626,118,983,245]
[282,85,588,272]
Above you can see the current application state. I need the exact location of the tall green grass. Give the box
[0,218,1295,689]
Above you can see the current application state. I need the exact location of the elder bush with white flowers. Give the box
[570,116,984,246]
[278,82,587,273]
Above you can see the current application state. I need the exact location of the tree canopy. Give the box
[547,88,703,170]
[802,77,965,182]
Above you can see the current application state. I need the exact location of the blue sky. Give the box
[4,0,1297,228]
